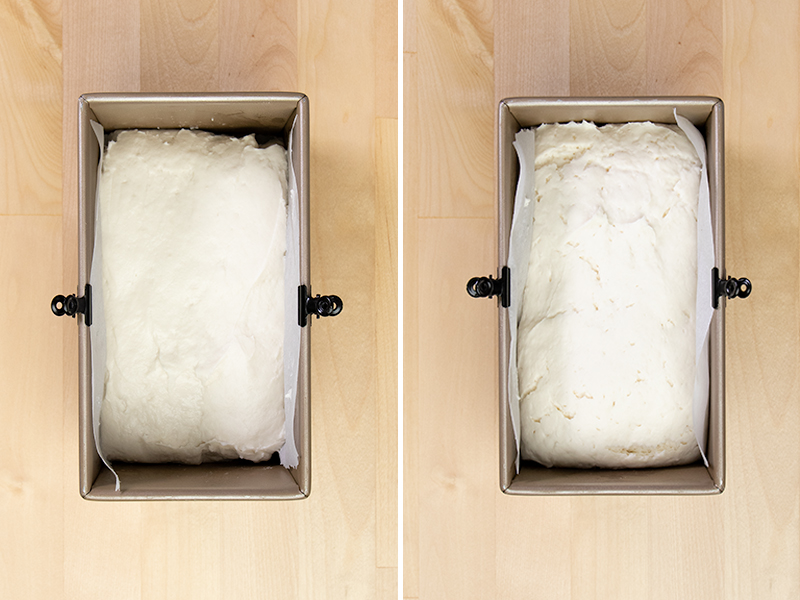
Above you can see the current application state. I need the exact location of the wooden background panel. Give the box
[414,0,494,218]
[218,0,297,92]
[416,218,497,599]
[0,0,61,216]
[645,0,722,95]
[375,117,399,575]
[297,2,382,597]
[402,46,421,600]
[494,0,569,99]
[0,1,64,598]
[0,217,64,600]
[722,0,799,597]
[569,0,646,96]
[405,0,800,598]
[0,0,397,598]
[376,0,399,118]
[140,0,220,91]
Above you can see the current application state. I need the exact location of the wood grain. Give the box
[376,117,399,573]
[402,48,420,599]
[722,0,799,596]
[405,0,800,598]
[219,0,297,92]
[416,218,497,599]
[0,217,63,599]
[0,0,61,215]
[0,0,396,598]
[140,0,219,92]
[494,0,570,100]
[376,0,399,118]
[569,0,646,96]
[415,0,494,218]
[645,0,722,96]
[297,3,388,597]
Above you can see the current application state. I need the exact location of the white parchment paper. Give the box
[89,120,119,491]
[506,112,714,472]
[674,109,714,466]
[280,117,301,468]
[506,129,537,472]
[89,119,302,490]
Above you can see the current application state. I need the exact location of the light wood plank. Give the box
[376,117,399,574]
[376,0,398,118]
[494,0,570,100]
[415,0,494,218]
[406,2,497,596]
[404,0,416,53]
[140,503,223,599]
[0,0,61,215]
[140,0,220,92]
[218,504,302,600]
[416,218,497,599]
[378,566,399,600]
[569,0,646,96]
[0,216,63,599]
[219,0,297,92]
[722,0,800,596]
[62,502,145,600]
[296,1,391,598]
[495,495,573,599]
[402,48,420,600]
[645,0,722,96]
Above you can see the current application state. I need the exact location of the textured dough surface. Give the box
[518,121,702,469]
[98,129,287,464]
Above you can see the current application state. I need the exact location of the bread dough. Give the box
[518,121,702,469]
[98,129,287,464]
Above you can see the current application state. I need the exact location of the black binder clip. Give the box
[712,267,752,309]
[299,285,343,327]
[467,266,510,308]
[51,284,92,326]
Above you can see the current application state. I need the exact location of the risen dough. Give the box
[98,129,287,464]
[518,121,702,469]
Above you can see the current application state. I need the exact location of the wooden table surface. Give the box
[404,0,798,598]
[3,0,799,598]
[0,1,396,599]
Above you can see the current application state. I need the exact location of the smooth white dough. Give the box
[518,121,703,469]
[98,129,287,464]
